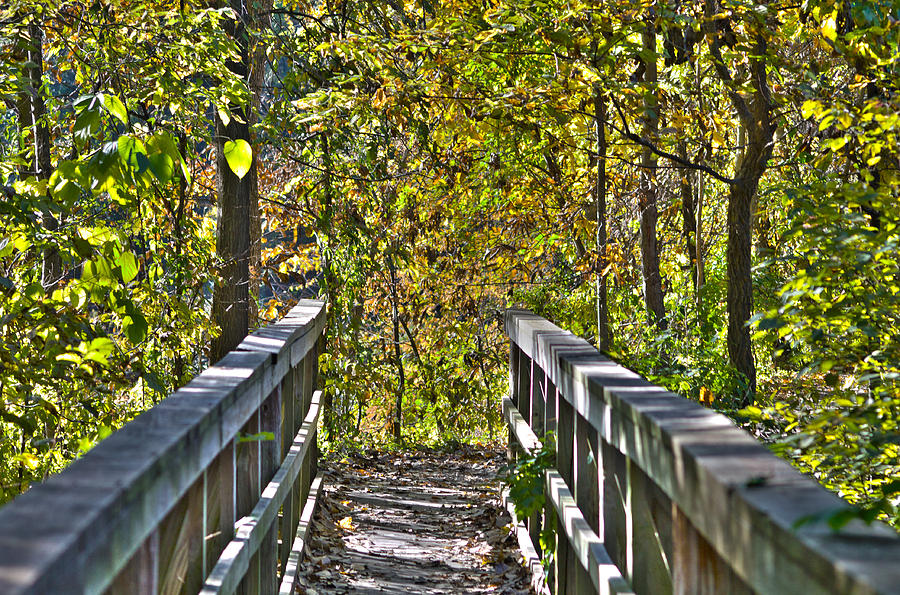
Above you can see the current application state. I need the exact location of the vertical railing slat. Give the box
[258,388,282,595]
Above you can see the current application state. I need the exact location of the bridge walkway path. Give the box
[294,447,534,595]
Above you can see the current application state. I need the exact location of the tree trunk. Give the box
[726,178,756,395]
[16,22,61,292]
[694,56,706,296]
[388,256,404,444]
[639,20,666,330]
[677,141,699,291]
[247,0,272,329]
[705,2,775,400]
[319,132,337,439]
[594,87,610,352]
[210,0,253,363]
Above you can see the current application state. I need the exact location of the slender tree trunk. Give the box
[594,87,610,352]
[319,132,337,439]
[695,55,706,297]
[173,134,188,387]
[211,0,253,363]
[388,256,404,444]
[726,112,773,399]
[16,23,60,291]
[677,141,699,291]
[696,168,705,293]
[705,2,775,400]
[726,180,756,394]
[247,0,272,329]
[639,19,666,329]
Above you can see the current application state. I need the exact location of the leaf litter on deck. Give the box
[296,446,535,594]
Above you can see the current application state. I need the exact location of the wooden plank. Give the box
[158,473,206,594]
[602,440,628,583]
[278,474,323,595]
[557,395,576,594]
[0,351,269,595]
[508,343,521,467]
[502,488,550,595]
[277,371,295,581]
[258,389,282,595]
[628,458,673,594]
[237,300,326,358]
[202,392,322,594]
[106,529,159,594]
[545,471,634,595]
[517,352,533,436]
[236,412,262,595]
[206,443,236,576]
[672,502,752,595]
[502,396,542,452]
[506,309,900,595]
[0,302,326,595]
[575,413,599,593]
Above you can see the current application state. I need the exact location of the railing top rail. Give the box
[505,308,900,595]
[0,300,326,595]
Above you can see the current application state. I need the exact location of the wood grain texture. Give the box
[202,392,322,594]
[0,301,325,595]
[506,309,900,595]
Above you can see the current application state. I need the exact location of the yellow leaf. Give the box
[337,516,354,530]
[372,87,387,110]
[822,15,837,41]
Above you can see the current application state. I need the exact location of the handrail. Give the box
[0,300,326,595]
[504,308,900,595]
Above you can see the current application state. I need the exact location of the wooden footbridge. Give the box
[0,301,898,594]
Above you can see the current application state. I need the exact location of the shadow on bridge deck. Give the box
[295,447,534,594]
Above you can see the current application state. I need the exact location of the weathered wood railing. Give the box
[0,300,326,595]
[504,309,900,595]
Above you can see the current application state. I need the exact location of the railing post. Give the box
[258,386,282,595]
[278,367,295,584]
[574,413,598,593]
[544,379,558,593]
[508,343,521,467]
[528,358,546,556]
[237,406,262,595]
[556,393,575,594]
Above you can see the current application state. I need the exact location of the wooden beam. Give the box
[201,392,322,594]
[502,395,542,452]
[544,471,634,595]
[0,302,326,595]
[502,487,550,595]
[278,474,323,595]
[506,309,900,595]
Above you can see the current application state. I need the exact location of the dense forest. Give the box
[0,0,898,529]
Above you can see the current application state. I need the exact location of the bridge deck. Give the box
[295,447,534,594]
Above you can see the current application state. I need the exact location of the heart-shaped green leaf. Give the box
[223,139,252,179]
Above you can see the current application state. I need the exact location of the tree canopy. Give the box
[1,0,898,528]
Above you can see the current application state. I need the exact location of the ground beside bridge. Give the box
[295,446,535,594]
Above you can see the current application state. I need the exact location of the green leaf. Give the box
[223,139,253,179]
[147,153,175,182]
[118,135,147,171]
[143,371,166,394]
[73,107,101,141]
[218,106,231,126]
[238,431,275,443]
[84,256,114,285]
[116,251,139,283]
[124,310,148,344]
[146,132,180,182]
[12,453,40,471]
[99,93,128,124]
[822,14,837,41]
